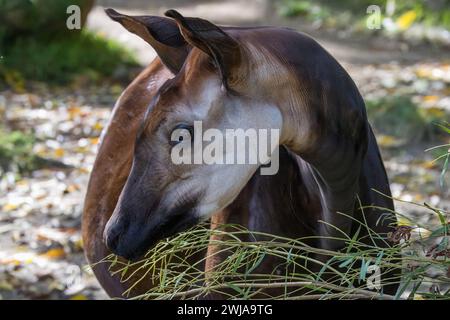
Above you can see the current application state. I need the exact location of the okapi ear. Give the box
[105,8,189,74]
[165,9,241,90]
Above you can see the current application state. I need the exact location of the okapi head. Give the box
[103,9,369,260]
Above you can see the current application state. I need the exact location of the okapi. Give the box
[82,9,399,298]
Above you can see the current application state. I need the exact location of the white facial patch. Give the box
[159,69,283,222]
[192,98,282,220]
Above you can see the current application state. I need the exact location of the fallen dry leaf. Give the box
[396,10,417,31]
[70,294,88,300]
[41,248,66,260]
[54,148,65,158]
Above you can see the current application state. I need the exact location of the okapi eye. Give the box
[207,58,217,71]
[170,124,193,146]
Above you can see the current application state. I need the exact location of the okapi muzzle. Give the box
[103,119,205,260]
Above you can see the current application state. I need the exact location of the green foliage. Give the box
[0,0,93,37]
[279,0,450,29]
[97,202,449,300]
[0,30,138,85]
[279,1,330,19]
[0,126,39,174]
[366,96,448,143]
[437,123,449,189]
[0,0,136,85]
[426,122,450,189]
[367,96,424,140]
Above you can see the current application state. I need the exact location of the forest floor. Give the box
[0,1,449,299]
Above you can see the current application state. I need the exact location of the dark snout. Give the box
[103,205,200,262]
[103,211,161,261]
[103,214,130,259]
[103,164,164,260]
[103,155,201,261]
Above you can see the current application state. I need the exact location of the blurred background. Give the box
[0,0,449,299]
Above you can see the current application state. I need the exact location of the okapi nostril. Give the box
[106,233,117,250]
[104,225,123,251]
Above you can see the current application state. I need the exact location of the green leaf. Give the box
[440,153,449,189]
[226,283,247,297]
[346,226,361,253]
[375,251,384,266]
[359,258,371,282]
[339,256,355,269]
[245,250,266,276]
[436,122,450,134]
[316,256,336,281]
